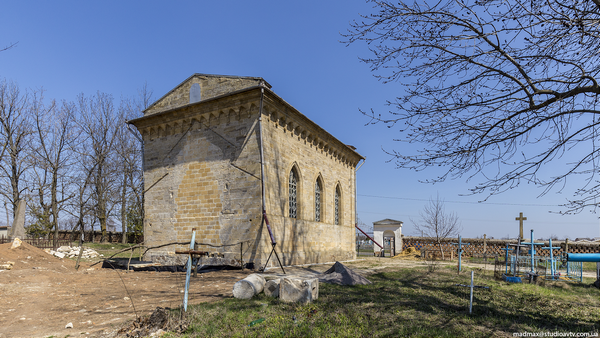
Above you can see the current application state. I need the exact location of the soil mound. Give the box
[318,261,371,285]
[0,240,75,270]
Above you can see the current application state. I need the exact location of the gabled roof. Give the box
[129,74,365,164]
[373,219,403,225]
[144,73,271,115]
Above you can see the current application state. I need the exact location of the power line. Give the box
[358,194,559,207]
[357,210,592,225]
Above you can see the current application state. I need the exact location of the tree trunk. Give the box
[52,166,59,247]
[121,169,127,244]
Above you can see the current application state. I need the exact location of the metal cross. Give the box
[451,235,471,272]
[542,238,561,280]
[520,229,544,275]
[455,271,490,314]
[508,239,529,275]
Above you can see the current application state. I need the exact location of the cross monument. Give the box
[515,212,527,240]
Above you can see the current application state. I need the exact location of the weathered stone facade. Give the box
[129,74,364,267]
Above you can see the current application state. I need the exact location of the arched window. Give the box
[289,168,298,218]
[315,178,322,222]
[334,185,341,225]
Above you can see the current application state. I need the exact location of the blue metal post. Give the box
[530,230,534,271]
[451,235,471,272]
[542,238,560,280]
[183,230,196,312]
[521,229,544,274]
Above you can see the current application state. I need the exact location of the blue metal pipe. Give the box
[567,253,600,262]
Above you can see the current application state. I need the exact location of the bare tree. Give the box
[345,0,600,212]
[77,92,119,242]
[0,79,31,218]
[114,84,151,244]
[29,94,76,242]
[412,194,461,259]
[115,101,141,244]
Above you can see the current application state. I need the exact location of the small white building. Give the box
[373,219,403,256]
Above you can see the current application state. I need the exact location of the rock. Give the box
[264,279,280,298]
[279,278,319,304]
[232,274,266,299]
[58,246,71,252]
[54,252,66,259]
[151,329,165,337]
[65,322,73,328]
[0,261,14,270]
[10,238,22,249]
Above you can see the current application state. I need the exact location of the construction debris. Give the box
[279,278,319,304]
[232,273,266,299]
[44,246,103,259]
[264,279,280,297]
[0,261,14,270]
[10,238,22,249]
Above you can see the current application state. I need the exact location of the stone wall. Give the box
[132,75,363,267]
[140,92,263,265]
[259,94,361,267]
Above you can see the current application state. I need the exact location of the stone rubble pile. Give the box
[44,246,103,259]
[231,262,372,303]
[233,273,319,304]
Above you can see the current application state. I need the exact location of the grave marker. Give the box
[515,212,527,240]
[455,271,490,314]
[542,238,561,280]
[451,235,470,272]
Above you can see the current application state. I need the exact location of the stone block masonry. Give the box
[129,74,364,267]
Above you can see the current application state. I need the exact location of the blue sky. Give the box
[1,1,598,240]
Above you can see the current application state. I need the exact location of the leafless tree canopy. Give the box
[0,78,146,241]
[344,0,600,212]
[413,194,461,239]
[412,194,461,258]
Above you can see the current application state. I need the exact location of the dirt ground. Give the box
[0,242,252,338]
[0,243,415,338]
[1,243,596,338]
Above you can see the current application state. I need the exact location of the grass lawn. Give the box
[162,265,599,337]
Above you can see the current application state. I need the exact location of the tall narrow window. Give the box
[334,185,341,225]
[315,179,322,222]
[289,168,298,218]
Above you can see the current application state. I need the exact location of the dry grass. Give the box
[160,265,599,337]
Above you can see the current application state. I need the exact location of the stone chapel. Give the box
[129,74,364,267]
